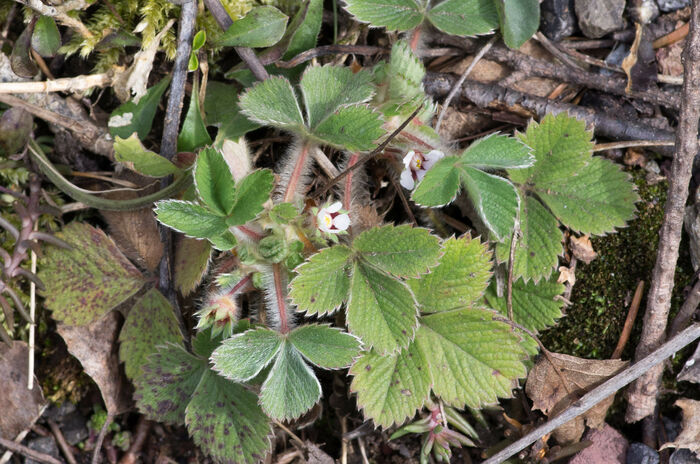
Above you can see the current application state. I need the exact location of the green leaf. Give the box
[350,342,430,427]
[311,105,384,151]
[347,262,418,354]
[300,66,374,128]
[185,370,271,464]
[494,0,539,49]
[119,289,183,380]
[228,169,275,225]
[411,156,460,207]
[177,80,212,152]
[239,76,305,132]
[484,277,564,332]
[194,147,236,215]
[134,342,207,424]
[459,134,533,169]
[535,157,639,235]
[193,30,206,50]
[408,236,492,313]
[259,340,321,421]
[10,24,37,78]
[495,195,563,282]
[188,52,199,72]
[269,202,299,224]
[155,200,229,239]
[289,245,352,315]
[344,0,425,31]
[114,134,180,177]
[209,230,238,251]
[219,6,288,48]
[175,237,212,296]
[212,327,283,381]
[426,0,499,36]
[31,16,61,57]
[204,81,260,139]
[109,77,170,140]
[353,224,441,278]
[460,166,519,241]
[388,40,426,103]
[289,324,361,369]
[39,222,145,326]
[283,0,323,60]
[416,308,528,408]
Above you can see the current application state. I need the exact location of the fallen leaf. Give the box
[174,236,211,297]
[0,107,33,155]
[0,341,46,438]
[661,399,700,456]
[526,350,628,444]
[306,441,334,464]
[58,311,132,416]
[623,148,647,168]
[570,235,598,264]
[569,424,628,464]
[558,266,576,286]
[621,23,657,93]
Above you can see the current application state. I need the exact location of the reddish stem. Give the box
[344,153,360,211]
[272,264,289,334]
[235,225,264,242]
[409,27,422,51]
[283,142,311,203]
[227,274,253,296]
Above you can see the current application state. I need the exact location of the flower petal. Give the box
[403,151,415,168]
[400,169,415,190]
[332,213,351,231]
[326,201,343,213]
[423,150,445,170]
[317,211,333,233]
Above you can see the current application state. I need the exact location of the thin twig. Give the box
[626,0,700,423]
[0,74,112,94]
[117,417,151,464]
[669,278,700,337]
[593,140,676,151]
[276,44,387,68]
[47,420,78,464]
[436,35,497,133]
[506,222,520,321]
[534,31,584,70]
[91,412,114,464]
[27,221,37,389]
[482,323,700,464]
[0,437,63,464]
[612,281,645,359]
[389,175,417,226]
[273,420,305,448]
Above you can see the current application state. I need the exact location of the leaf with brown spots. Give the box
[0,341,46,438]
[40,222,146,326]
[175,237,212,297]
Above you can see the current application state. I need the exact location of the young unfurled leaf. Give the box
[350,342,430,428]
[114,134,180,177]
[484,277,565,332]
[228,169,275,225]
[289,324,361,369]
[31,16,61,57]
[109,77,170,140]
[219,6,288,48]
[344,0,424,31]
[259,340,321,421]
[155,200,229,239]
[119,289,183,380]
[193,30,206,50]
[239,76,305,132]
[39,222,145,326]
[347,262,418,354]
[461,167,519,241]
[388,40,426,103]
[211,327,282,382]
[408,236,492,313]
[426,0,499,37]
[460,133,533,170]
[195,147,236,215]
[494,0,539,49]
[411,156,461,207]
[269,202,299,224]
[288,245,353,315]
[353,224,441,278]
[177,80,212,153]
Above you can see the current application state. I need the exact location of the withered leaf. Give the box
[570,235,598,264]
[661,399,700,456]
[174,236,211,297]
[621,23,657,93]
[0,341,46,438]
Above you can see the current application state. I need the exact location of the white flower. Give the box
[400,150,445,190]
[316,201,350,234]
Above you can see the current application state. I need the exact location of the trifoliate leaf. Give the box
[31,16,61,57]
[344,0,424,31]
[186,370,271,464]
[350,342,430,428]
[411,156,461,207]
[347,262,418,354]
[259,340,321,421]
[459,134,533,170]
[509,113,592,186]
[155,200,229,239]
[289,245,352,315]
[535,157,639,235]
[195,147,236,215]
[114,134,180,177]
[219,6,288,48]
[211,327,283,382]
[134,342,207,424]
[239,76,305,132]
[408,236,492,313]
[177,80,212,153]
[39,222,145,326]
[310,104,385,151]
[353,224,441,278]
[228,169,275,225]
[416,308,528,408]
[300,65,374,128]
[494,0,539,49]
[175,237,212,296]
[426,0,499,37]
[109,77,170,140]
[289,324,361,369]
[388,40,425,103]
[119,289,183,380]
[495,195,563,282]
[484,276,564,332]
[460,166,519,241]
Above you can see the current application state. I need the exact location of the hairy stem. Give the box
[343,153,360,211]
[272,264,289,334]
[283,141,311,203]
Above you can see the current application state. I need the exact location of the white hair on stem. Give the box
[275,138,314,204]
[259,264,296,334]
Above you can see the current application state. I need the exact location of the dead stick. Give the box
[276,45,387,68]
[612,281,645,359]
[482,323,700,464]
[669,278,700,337]
[0,74,111,94]
[47,420,77,464]
[0,437,63,464]
[625,0,700,423]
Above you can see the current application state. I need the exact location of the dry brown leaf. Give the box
[174,236,212,297]
[58,311,132,416]
[623,148,647,168]
[660,399,700,456]
[677,342,700,384]
[570,235,598,264]
[0,341,46,438]
[526,351,628,444]
[558,266,576,286]
[621,23,658,93]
